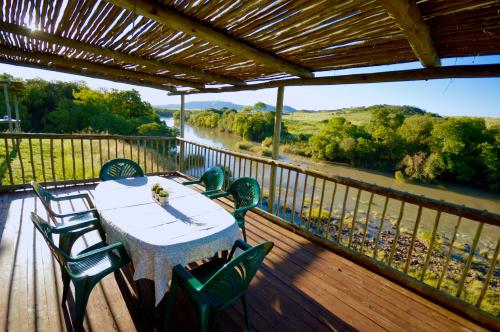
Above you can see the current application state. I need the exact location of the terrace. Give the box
[0,177,489,332]
[0,0,499,331]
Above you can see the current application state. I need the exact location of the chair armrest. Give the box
[69,242,125,262]
[54,192,95,208]
[233,202,258,216]
[202,189,223,198]
[52,218,100,234]
[228,239,252,260]
[182,179,201,186]
[172,264,204,291]
[209,191,230,200]
[53,208,98,219]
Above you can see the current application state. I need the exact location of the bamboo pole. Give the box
[0,46,195,89]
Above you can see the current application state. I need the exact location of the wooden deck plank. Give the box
[243,211,467,332]
[0,180,488,332]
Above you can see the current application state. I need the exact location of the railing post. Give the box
[179,94,186,172]
[268,86,284,213]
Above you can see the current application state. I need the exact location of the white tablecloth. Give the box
[94,176,242,305]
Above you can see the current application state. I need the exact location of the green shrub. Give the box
[236,141,252,150]
[261,137,273,147]
[261,147,272,157]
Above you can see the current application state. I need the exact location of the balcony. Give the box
[0,133,498,331]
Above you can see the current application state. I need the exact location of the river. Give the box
[162,117,500,244]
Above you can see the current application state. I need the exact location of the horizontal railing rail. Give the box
[0,133,498,329]
[177,137,500,330]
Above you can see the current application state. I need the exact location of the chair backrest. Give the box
[200,166,225,192]
[202,241,273,307]
[30,212,70,265]
[227,177,260,218]
[30,181,56,215]
[99,158,144,181]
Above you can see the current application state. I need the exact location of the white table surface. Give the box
[94,176,242,305]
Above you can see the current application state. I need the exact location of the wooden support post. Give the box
[179,95,186,172]
[13,91,20,132]
[267,86,285,213]
[3,84,13,131]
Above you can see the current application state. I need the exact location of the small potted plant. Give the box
[151,183,161,199]
[158,189,169,205]
[154,186,164,200]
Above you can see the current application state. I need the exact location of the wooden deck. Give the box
[0,176,487,332]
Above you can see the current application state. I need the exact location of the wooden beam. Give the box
[0,45,207,90]
[106,0,314,78]
[380,0,441,67]
[170,64,500,95]
[0,22,244,86]
[0,57,175,92]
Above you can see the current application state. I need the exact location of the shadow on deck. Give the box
[0,176,486,331]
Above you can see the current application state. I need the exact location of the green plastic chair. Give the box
[164,240,273,332]
[182,166,225,198]
[30,180,104,248]
[31,212,130,332]
[211,178,260,241]
[99,158,144,181]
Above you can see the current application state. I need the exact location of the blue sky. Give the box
[1,55,499,117]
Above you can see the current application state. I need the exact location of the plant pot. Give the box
[158,196,169,205]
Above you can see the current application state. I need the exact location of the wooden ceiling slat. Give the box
[0,22,244,86]
[106,0,315,78]
[0,0,497,90]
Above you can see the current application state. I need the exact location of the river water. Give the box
[162,117,500,244]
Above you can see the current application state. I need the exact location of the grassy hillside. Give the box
[284,108,378,136]
[284,106,498,136]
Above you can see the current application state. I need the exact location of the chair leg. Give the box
[163,281,179,332]
[73,281,92,332]
[209,310,217,332]
[198,304,210,332]
[242,225,247,242]
[242,294,251,332]
[61,272,71,305]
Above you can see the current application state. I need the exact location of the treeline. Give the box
[175,103,291,141]
[307,109,499,192]
[176,105,500,192]
[0,74,177,137]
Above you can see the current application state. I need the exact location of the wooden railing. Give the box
[0,133,499,328]
[0,133,177,190]
[177,138,500,329]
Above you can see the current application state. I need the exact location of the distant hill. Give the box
[155,100,296,113]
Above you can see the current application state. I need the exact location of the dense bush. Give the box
[307,111,499,192]
[180,103,290,142]
[0,75,175,136]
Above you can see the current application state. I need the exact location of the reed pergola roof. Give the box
[0,0,499,93]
